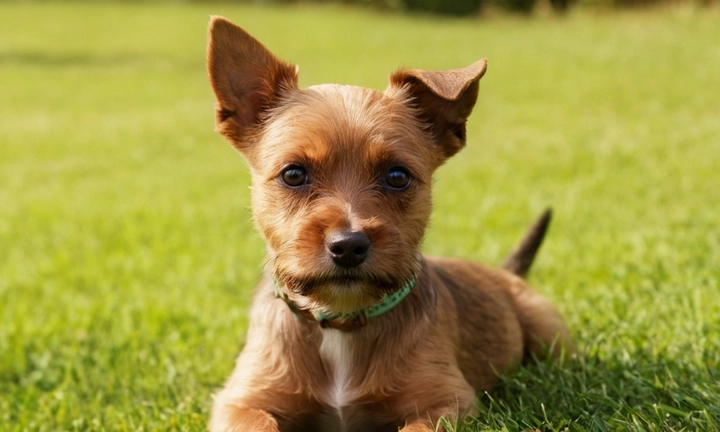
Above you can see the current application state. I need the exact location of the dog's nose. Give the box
[326,231,370,268]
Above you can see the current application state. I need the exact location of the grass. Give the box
[1,1,719,430]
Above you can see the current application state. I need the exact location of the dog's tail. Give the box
[502,208,552,278]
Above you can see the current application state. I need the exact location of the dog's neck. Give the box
[274,275,418,331]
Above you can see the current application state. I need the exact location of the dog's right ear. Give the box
[388,59,487,161]
[207,17,298,151]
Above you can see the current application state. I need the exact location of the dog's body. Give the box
[206,17,572,432]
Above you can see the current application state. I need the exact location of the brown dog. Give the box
[206,17,572,432]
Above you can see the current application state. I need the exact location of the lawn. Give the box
[1,1,719,430]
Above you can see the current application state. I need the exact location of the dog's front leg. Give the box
[208,406,280,432]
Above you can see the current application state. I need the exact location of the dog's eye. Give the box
[281,165,308,187]
[385,166,411,190]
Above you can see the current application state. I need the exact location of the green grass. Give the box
[1,1,719,430]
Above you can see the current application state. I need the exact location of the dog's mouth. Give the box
[274,268,415,299]
[330,275,363,285]
[270,254,422,315]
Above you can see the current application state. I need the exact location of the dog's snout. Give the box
[326,231,370,268]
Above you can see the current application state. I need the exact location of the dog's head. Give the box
[207,17,486,315]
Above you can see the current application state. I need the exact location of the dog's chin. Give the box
[279,272,406,297]
[274,269,415,314]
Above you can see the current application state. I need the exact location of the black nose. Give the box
[326,231,370,268]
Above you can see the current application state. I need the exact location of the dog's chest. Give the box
[319,330,357,409]
[316,330,398,432]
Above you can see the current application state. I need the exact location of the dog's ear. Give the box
[207,16,298,150]
[388,59,487,160]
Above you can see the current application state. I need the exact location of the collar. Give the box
[274,276,418,331]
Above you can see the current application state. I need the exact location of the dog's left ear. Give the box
[388,59,487,160]
[207,16,298,151]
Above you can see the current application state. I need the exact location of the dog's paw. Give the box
[208,407,280,432]
[400,420,437,432]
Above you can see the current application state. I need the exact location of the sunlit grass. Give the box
[1,1,718,430]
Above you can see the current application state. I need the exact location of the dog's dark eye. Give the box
[385,166,411,190]
[281,165,308,187]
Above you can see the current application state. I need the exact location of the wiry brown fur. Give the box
[206,16,572,432]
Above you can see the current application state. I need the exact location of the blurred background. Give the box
[164,0,717,15]
[1,0,719,430]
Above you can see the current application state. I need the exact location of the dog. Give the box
[205,16,572,432]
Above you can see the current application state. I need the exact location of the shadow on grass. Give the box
[467,353,720,431]
[0,51,144,67]
[0,51,199,70]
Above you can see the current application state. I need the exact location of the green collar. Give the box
[274,276,418,331]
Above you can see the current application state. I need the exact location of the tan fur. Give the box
[206,16,572,432]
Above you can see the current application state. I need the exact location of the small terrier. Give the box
[206,17,572,432]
